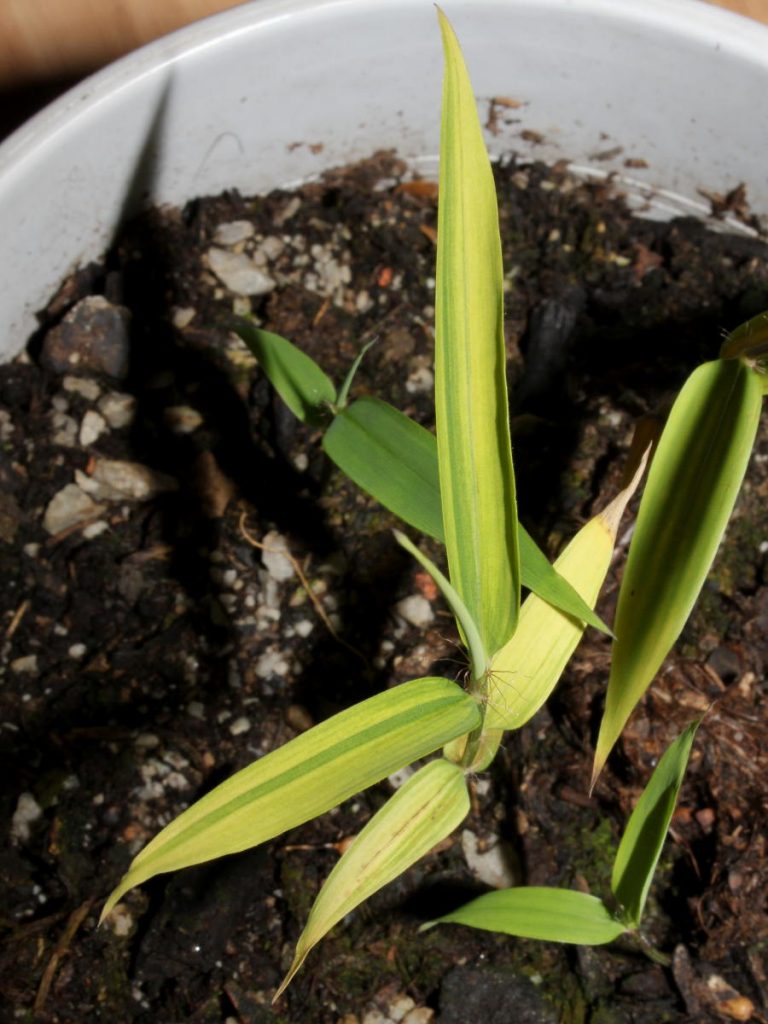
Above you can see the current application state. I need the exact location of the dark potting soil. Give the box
[1,151,767,1024]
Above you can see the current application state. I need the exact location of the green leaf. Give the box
[101,677,480,921]
[324,397,608,632]
[594,359,763,783]
[435,8,520,655]
[277,759,469,997]
[517,528,610,635]
[394,529,488,678]
[323,397,444,540]
[612,721,700,928]
[426,887,625,944]
[484,454,647,732]
[236,322,336,426]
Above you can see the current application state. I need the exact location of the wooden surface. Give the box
[0,0,767,87]
[0,0,247,85]
[707,0,768,20]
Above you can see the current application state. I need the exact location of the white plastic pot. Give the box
[1,0,767,358]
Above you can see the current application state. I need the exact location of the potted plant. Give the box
[1,4,768,1019]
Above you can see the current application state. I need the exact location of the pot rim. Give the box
[2,0,767,359]
[2,0,766,175]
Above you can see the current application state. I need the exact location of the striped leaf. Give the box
[593,359,763,783]
[277,759,469,997]
[435,8,520,655]
[101,677,480,921]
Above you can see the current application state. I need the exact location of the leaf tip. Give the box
[600,620,616,642]
[588,755,605,798]
[273,949,308,1003]
[98,884,126,928]
[600,443,651,538]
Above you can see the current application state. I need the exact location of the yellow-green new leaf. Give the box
[594,359,762,784]
[426,887,625,945]
[435,9,519,655]
[483,455,647,732]
[276,759,469,998]
[101,678,480,921]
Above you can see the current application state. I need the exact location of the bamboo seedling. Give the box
[103,8,765,995]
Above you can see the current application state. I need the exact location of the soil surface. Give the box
[1,151,767,1024]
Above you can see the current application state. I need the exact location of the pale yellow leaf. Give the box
[276,759,469,997]
[482,455,647,733]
